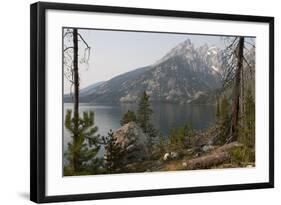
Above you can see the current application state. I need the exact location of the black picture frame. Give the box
[30,2,274,203]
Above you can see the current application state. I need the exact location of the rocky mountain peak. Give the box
[157,38,196,65]
[179,38,193,49]
[65,38,247,104]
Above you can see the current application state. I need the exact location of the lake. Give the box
[63,102,216,155]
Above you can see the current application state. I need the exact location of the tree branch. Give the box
[64,47,74,52]
[244,41,256,48]
[77,33,90,49]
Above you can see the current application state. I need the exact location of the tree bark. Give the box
[182,142,243,169]
[73,28,79,172]
[230,37,244,142]
[184,152,230,169]
[73,28,79,121]
[241,55,245,128]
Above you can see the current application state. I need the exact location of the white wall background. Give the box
[0,0,279,204]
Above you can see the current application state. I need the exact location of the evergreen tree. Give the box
[102,130,124,174]
[168,127,185,150]
[137,91,152,132]
[64,110,102,175]
[63,28,93,175]
[245,88,255,131]
[217,95,231,144]
[157,133,166,155]
[239,87,255,147]
[120,110,137,126]
[137,91,157,154]
[184,121,194,147]
[168,121,194,150]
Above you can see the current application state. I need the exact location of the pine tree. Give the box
[240,87,255,147]
[168,121,194,150]
[157,133,166,155]
[120,110,137,126]
[102,130,124,174]
[137,91,157,154]
[184,121,194,147]
[233,88,255,164]
[217,95,231,144]
[64,110,102,175]
[245,88,255,130]
[168,128,184,150]
[63,28,93,175]
[137,91,152,132]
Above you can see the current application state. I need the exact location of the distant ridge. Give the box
[64,38,254,104]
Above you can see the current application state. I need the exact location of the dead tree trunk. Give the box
[182,142,243,169]
[230,37,244,142]
[241,60,245,127]
[73,28,79,172]
[73,28,79,121]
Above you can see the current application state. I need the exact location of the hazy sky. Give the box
[63,28,228,93]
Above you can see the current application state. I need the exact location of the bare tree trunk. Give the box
[230,37,244,142]
[240,56,245,127]
[182,142,243,169]
[73,28,79,172]
[73,28,79,121]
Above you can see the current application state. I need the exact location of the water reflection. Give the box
[63,102,216,151]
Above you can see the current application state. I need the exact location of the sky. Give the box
[63,28,230,93]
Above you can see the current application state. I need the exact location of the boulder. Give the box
[202,144,215,152]
[170,151,179,159]
[163,153,170,161]
[246,163,255,168]
[109,122,149,164]
[163,152,179,161]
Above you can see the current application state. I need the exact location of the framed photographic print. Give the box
[30,2,274,203]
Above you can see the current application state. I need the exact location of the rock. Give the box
[108,122,148,164]
[182,162,187,167]
[163,153,170,161]
[194,152,201,158]
[192,125,223,148]
[163,152,179,161]
[170,152,179,159]
[126,144,135,152]
[202,144,214,152]
[186,148,194,154]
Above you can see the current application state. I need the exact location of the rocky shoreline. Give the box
[104,122,255,174]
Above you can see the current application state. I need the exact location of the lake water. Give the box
[63,103,216,155]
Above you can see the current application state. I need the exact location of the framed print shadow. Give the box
[30,2,274,203]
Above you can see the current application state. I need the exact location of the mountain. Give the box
[64,81,105,101]
[65,39,226,104]
[80,81,106,95]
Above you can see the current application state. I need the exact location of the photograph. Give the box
[62,28,256,176]
[30,2,274,202]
